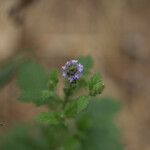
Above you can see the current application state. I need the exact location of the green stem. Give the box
[63,81,77,108]
[63,82,72,108]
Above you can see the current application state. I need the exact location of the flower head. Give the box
[62,60,84,82]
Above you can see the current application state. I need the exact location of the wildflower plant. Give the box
[0,56,123,150]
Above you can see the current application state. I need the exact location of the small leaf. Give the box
[41,90,61,109]
[88,73,104,96]
[37,112,61,125]
[65,96,89,117]
[77,96,89,113]
[41,90,55,102]
[78,56,93,74]
[48,69,58,90]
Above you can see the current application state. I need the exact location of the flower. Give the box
[62,60,84,82]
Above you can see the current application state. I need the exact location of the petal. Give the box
[62,72,67,77]
[71,60,78,64]
[62,66,66,70]
[78,64,84,72]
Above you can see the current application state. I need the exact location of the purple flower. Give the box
[62,60,84,82]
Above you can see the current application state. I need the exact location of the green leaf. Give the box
[88,73,105,96]
[41,90,55,102]
[78,56,93,74]
[77,96,89,113]
[41,90,61,109]
[37,112,61,125]
[65,96,89,117]
[48,69,58,90]
[17,61,48,105]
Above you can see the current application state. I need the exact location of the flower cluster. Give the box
[62,60,83,83]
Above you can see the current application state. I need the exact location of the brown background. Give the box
[0,0,150,150]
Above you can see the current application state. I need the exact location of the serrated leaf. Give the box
[65,96,89,117]
[78,56,93,74]
[48,69,59,90]
[41,90,61,109]
[77,96,89,113]
[17,61,48,105]
[88,73,104,96]
[37,112,61,125]
[41,90,55,102]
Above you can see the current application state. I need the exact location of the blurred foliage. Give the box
[0,56,123,150]
[88,73,105,96]
[17,61,49,105]
[78,98,123,150]
[64,96,89,118]
[0,98,123,150]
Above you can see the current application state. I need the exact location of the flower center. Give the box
[67,65,77,76]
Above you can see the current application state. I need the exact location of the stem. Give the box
[63,82,73,108]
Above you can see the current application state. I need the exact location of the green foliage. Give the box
[64,96,89,117]
[63,81,78,99]
[77,98,123,150]
[37,112,62,125]
[0,126,50,150]
[88,73,105,96]
[48,69,59,90]
[0,98,123,150]
[0,56,124,150]
[64,137,80,150]
[17,61,48,105]
[41,90,55,103]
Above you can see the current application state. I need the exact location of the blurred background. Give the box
[0,0,150,150]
